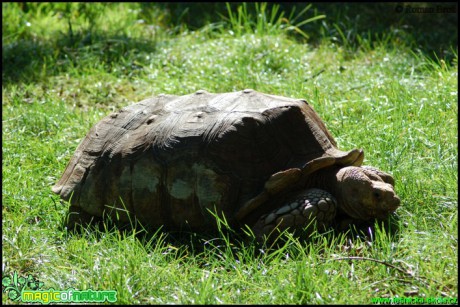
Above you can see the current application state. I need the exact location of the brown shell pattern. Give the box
[52,90,360,230]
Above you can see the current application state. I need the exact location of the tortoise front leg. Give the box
[251,188,337,241]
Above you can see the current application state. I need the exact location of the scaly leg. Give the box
[251,188,337,241]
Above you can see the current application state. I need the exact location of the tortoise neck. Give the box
[305,166,353,216]
[305,166,341,198]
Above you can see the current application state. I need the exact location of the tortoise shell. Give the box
[52,89,363,231]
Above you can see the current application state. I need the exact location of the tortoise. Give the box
[52,89,400,240]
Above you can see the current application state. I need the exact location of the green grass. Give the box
[2,2,457,304]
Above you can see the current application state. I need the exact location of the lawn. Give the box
[2,2,457,304]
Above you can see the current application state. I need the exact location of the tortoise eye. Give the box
[373,190,381,200]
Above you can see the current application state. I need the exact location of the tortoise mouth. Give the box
[382,194,401,213]
[387,200,401,212]
[342,198,400,221]
[374,209,397,219]
[367,199,401,220]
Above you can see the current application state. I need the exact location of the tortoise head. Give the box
[335,166,400,220]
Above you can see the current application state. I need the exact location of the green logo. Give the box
[2,271,117,304]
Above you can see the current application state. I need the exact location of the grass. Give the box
[2,2,458,304]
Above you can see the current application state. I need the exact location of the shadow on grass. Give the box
[3,3,456,84]
[155,2,458,61]
[2,30,158,85]
[61,210,402,260]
